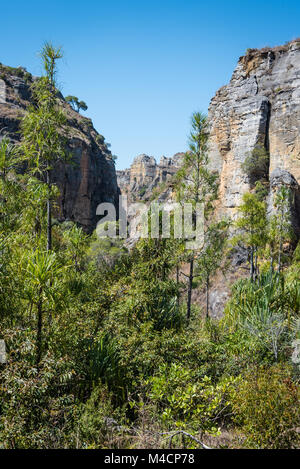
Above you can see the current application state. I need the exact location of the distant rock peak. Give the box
[117,153,184,202]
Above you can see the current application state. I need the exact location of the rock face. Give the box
[117,153,183,202]
[208,40,300,229]
[269,168,300,237]
[0,65,119,232]
[2,40,300,236]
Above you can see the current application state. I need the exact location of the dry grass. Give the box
[240,38,300,75]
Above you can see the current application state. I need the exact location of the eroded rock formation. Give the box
[208,40,300,231]
[2,40,300,235]
[0,65,119,232]
[117,153,184,202]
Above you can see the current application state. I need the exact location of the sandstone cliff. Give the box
[0,64,119,232]
[118,41,300,239]
[115,41,300,318]
[117,153,184,203]
[208,39,300,234]
[2,40,300,237]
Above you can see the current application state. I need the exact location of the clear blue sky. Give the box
[1,0,299,169]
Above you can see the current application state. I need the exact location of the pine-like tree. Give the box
[234,192,267,282]
[175,112,219,319]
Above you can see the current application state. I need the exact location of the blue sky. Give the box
[1,0,299,169]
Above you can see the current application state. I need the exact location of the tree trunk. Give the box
[176,264,180,308]
[46,169,52,252]
[250,246,254,282]
[270,254,274,274]
[36,289,43,367]
[254,249,258,282]
[187,257,194,320]
[278,239,282,274]
[206,277,209,320]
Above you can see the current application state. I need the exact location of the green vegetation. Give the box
[138,185,147,197]
[175,112,219,320]
[20,43,68,253]
[65,95,88,113]
[233,192,267,281]
[0,45,299,449]
[241,145,269,183]
[0,64,32,83]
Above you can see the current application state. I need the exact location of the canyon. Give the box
[1,39,300,236]
[117,40,300,238]
[116,153,184,203]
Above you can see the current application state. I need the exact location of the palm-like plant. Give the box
[0,136,17,181]
[226,272,300,360]
[62,225,88,271]
[25,250,65,365]
[20,43,68,252]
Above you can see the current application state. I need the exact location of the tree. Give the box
[25,250,64,366]
[78,100,88,112]
[20,43,67,251]
[62,224,89,271]
[196,220,229,319]
[0,135,17,182]
[241,145,269,184]
[268,186,293,274]
[175,112,219,320]
[65,95,88,113]
[234,192,267,282]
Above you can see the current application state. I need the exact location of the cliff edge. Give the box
[208,39,300,233]
[0,64,119,232]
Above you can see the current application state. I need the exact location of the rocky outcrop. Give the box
[2,39,300,235]
[269,168,300,237]
[0,64,119,232]
[118,41,300,237]
[117,153,184,202]
[208,39,300,229]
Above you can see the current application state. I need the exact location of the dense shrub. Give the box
[231,365,300,448]
[146,363,237,435]
[241,145,269,183]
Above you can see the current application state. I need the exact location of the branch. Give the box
[160,431,212,449]
[180,271,190,278]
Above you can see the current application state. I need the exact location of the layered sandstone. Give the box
[117,153,184,202]
[208,40,300,232]
[0,65,119,232]
[2,40,300,236]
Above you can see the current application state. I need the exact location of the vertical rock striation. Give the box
[208,40,300,233]
[0,64,119,232]
[117,153,184,202]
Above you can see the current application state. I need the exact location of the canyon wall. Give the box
[0,65,119,232]
[118,41,300,239]
[208,40,300,233]
[2,39,300,235]
[117,153,184,202]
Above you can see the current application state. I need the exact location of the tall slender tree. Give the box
[20,43,67,251]
[268,186,293,274]
[196,220,229,319]
[175,112,219,320]
[234,192,267,282]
